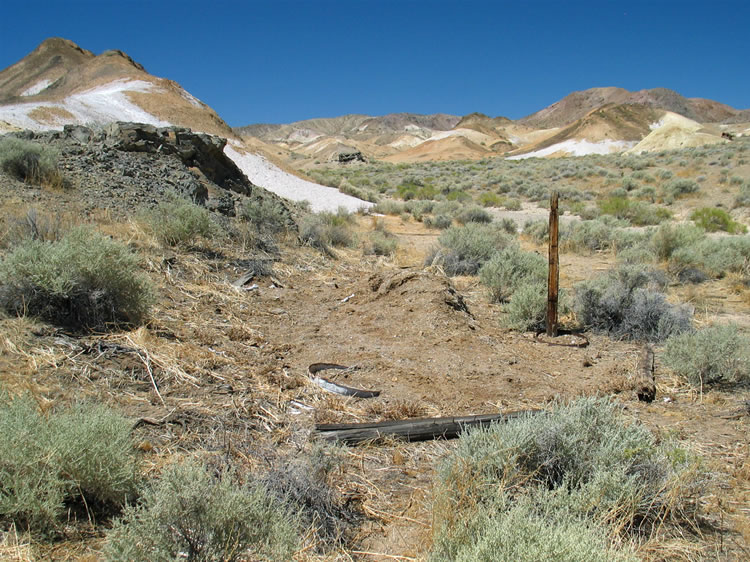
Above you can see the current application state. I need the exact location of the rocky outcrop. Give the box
[98,122,253,195]
[336,149,366,164]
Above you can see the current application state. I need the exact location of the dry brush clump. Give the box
[0,226,153,331]
[431,398,706,562]
[0,137,65,189]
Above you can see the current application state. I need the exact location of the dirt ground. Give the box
[1,206,749,560]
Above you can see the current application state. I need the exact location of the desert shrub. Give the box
[0,393,139,537]
[504,282,553,332]
[522,219,548,244]
[0,227,152,330]
[735,184,750,207]
[426,223,515,275]
[563,218,643,254]
[456,205,493,225]
[240,196,289,235]
[143,198,217,246]
[431,491,632,562]
[105,461,299,561]
[689,207,747,234]
[663,324,750,388]
[670,236,750,278]
[479,246,546,303]
[599,197,672,226]
[0,208,67,248]
[663,178,700,198]
[432,398,701,561]
[650,223,705,262]
[424,214,453,230]
[478,192,503,207]
[260,447,358,548]
[0,137,63,187]
[574,265,692,342]
[299,208,355,253]
[364,230,398,256]
[496,217,517,234]
[503,198,522,211]
[373,199,406,215]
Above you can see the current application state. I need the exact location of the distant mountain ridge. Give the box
[1,38,748,169]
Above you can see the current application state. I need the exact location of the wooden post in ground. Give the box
[547,191,559,337]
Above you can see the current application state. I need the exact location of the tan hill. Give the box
[508,103,664,159]
[520,86,747,130]
[0,38,373,212]
[0,37,233,137]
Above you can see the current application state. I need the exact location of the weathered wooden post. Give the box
[547,191,559,337]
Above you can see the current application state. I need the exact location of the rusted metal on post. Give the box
[547,191,559,337]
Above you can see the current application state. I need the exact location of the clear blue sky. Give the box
[2,0,748,126]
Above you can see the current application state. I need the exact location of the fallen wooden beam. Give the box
[315,410,540,444]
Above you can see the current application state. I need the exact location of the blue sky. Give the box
[2,0,748,126]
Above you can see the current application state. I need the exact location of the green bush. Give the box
[503,282,554,332]
[598,197,672,226]
[143,197,217,246]
[456,205,493,225]
[503,198,522,211]
[424,214,453,230]
[432,398,701,561]
[479,246,546,303]
[105,461,299,561]
[649,222,705,262]
[426,223,515,275]
[0,227,152,330]
[0,137,63,187]
[431,491,633,562]
[689,207,747,234]
[574,266,692,342]
[663,178,700,198]
[372,199,406,215]
[240,196,290,235]
[478,192,503,207]
[299,208,355,253]
[663,324,750,387]
[0,393,139,536]
[365,230,398,256]
[670,236,750,278]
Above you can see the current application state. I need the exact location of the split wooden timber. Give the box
[315,410,540,445]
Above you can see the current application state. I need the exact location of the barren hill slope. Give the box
[0,37,233,137]
[0,38,373,212]
[521,86,746,130]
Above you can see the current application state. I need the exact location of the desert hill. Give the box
[0,38,372,212]
[238,86,748,166]
[0,37,233,138]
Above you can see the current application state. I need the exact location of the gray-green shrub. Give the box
[0,227,152,330]
[663,324,750,387]
[143,198,217,246]
[479,246,546,303]
[0,393,139,536]
[299,208,356,253]
[426,223,515,275]
[574,266,692,341]
[431,398,701,561]
[240,196,290,235]
[0,137,63,187]
[105,461,299,561]
[503,282,554,332]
